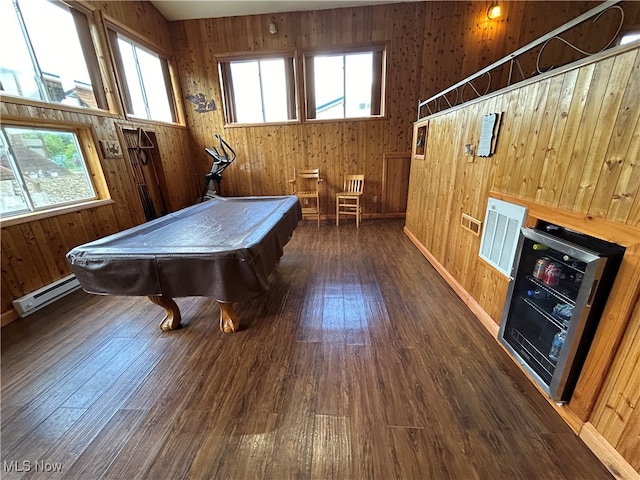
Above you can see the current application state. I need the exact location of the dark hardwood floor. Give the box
[1,219,612,479]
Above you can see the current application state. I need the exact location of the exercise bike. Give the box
[196,134,236,203]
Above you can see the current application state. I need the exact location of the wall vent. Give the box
[12,274,81,317]
[461,213,482,235]
[479,198,527,277]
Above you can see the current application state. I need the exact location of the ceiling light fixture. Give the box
[487,4,502,20]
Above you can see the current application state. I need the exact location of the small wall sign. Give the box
[99,140,122,159]
[478,112,502,157]
[186,93,217,113]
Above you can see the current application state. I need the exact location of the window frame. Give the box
[302,43,387,122]
[217,50,299,126]
[0,118,113,227]
[0,0,108,111]
[105,20,180,125]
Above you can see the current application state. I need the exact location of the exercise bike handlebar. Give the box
[206,134,236,165]
[217,133,235,162]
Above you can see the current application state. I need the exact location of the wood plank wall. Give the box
[404,45,640,472]
[0,1,199,317]
[168,1,616,221]
[592,297,640,473]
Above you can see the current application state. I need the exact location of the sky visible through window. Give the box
[227,52,374,123]
[314,53,373,119]
[117,37,173,122]
[230,59,288,123]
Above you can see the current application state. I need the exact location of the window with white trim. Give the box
[0,125,98,218]
[218,53,297,124]
[0,0,107,109]
[304,46,386,120]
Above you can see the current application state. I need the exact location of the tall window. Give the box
[0,125,98,218]
[0,0,106,109]
[108,29,177,123]
[304,46,386,120]
[219,53,297,124]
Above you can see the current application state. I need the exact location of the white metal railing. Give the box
[417,1,626,119]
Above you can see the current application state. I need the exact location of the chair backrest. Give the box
[291,168,321,194]
[344,174,364,193]
[296,168,320,179]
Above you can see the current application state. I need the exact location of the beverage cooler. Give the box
[498,221,624,402]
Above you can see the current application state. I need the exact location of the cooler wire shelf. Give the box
[510,327,555,382]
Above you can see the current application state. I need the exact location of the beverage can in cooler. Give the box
[543,263,561,287]
[533,258,549,279]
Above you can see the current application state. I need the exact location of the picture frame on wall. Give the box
[413,120,428,160]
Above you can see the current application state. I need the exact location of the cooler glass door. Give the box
[498,228,607,401]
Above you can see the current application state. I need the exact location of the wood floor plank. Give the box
[60,336,157,409]
[1,336,147,453]
[311,414,352,479]
[345,344,396,479]
[23,338,168,474]
[99,406,188,479]
[373,345,426,428]
[0,294,138,397]
[212,411,279,480]
[101,332,231,479]
[61,409,148,480]
[539,432,614,480]
[182,410,237,479]
[262,342,319,479]
[0,219,615,480]
[316,343,349,416]
[2,406,86,473]
[387,425,481,480]
[297,285,324,343]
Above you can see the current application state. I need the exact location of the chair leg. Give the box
[336,197,339,226]
[356,198,360,228]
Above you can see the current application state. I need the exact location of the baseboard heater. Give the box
[12,274,81,318]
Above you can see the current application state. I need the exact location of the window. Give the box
[218,53,297,124]
[0,125,98,218]
[0,0,106,109]
[620,31,640,45]
[304,46,385,120]
[108,29,177,123]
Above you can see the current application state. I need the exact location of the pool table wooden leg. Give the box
[219,302,239,333]
[148,295,182,331]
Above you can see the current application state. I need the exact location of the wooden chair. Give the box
[336,174,364,227]
[289,168,323,226]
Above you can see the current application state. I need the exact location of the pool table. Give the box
[67,195,301,333]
